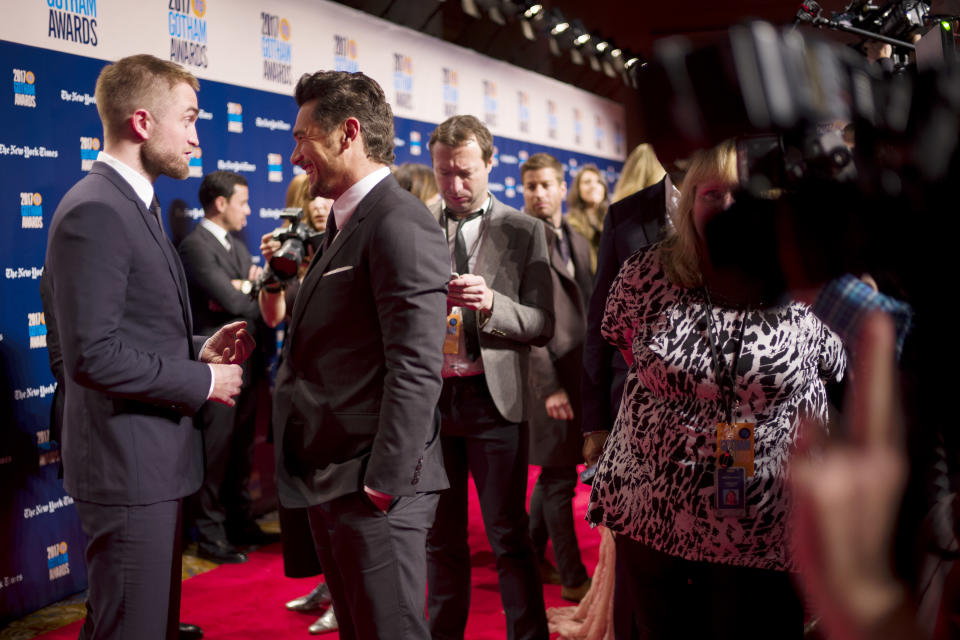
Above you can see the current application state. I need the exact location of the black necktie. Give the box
[554,226,572,274]
[149,196,166,238]
[445,208,482,360]
[323,211,338,253]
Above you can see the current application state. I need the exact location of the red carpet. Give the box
[39,466,599,639]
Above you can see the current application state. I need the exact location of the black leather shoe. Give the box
[286,581,332,612]
[178,622,204,640]
[228,521,281,547]
[196,539,248,564]
[308,607,338,635]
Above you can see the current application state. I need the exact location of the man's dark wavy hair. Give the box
[294,70,395,165]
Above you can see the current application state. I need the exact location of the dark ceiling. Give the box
[332,0,851,147]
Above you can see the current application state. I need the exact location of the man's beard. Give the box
[142,138,190,180]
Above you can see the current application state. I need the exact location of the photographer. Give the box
[258,174,331,328]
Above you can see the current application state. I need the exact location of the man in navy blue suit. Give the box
[46,54,252,640]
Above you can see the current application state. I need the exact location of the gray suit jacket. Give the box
[528,220,593,466]
[45,161,211,505]
[429,195,554,423]
[274,174,450,507]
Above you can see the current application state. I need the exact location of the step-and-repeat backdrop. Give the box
[0,0,625,622]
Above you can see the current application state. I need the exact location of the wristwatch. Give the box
[240,280,253,295]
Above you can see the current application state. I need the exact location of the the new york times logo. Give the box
[46,541,71,581]
[6,266,44,280]
[261,12,292,85]
[14,382,56,401]
[393,53,413,110]
[28,311,47,349]
[517,91,530,134]
[333,35,358,73]
[80,136,100,171]
[20,192,43,229]
[12,69,36,108]
[60,89,96,106]
[169,0,208,69]
[48,0,98,47]
[442,68,458,117]
[254,117,290,131]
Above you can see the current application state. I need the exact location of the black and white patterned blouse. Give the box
[587,245,845,571]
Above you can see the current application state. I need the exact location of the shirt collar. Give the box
[199,217,231,249]
[97,151,154,210]
[332,166,391,230]
[443,194,492,219]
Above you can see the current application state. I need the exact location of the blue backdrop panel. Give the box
[0,39,621,623]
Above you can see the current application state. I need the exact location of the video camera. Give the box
[255,207,324,293]
[636,18,960,298]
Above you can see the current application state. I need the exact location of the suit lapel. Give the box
[92,163,196,350]
[288,177,390,341]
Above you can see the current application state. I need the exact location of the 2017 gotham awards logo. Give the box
[573,108,583,146]
[169,0,208,68]
[80,136,100,171]
[28,311,47,349]
[441,68,458,117]
[267,153,282,182]
[189,146,203,177]
[546,100,558,140]
[517,91,530,134]
[13,69,36,108]
[48,0,98,47]
[20,192,43,229]
[227,102,243,133]
[393,54,413,110]
[594,114,605,151]
[334,35,358,73]
[47,541,70,581]
[261,12,292,85]
[483,80,497,128]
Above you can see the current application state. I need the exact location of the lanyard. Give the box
[702,288,748,424]
[444,196,492,272]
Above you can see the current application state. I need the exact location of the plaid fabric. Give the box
[812,274,913,359]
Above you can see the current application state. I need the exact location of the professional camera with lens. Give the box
[256,207,324,293]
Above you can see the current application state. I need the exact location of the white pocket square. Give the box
[323,265,354,277]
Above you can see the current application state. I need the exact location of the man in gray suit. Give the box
[270,70,450,640]
[45,55,250,639]
[520,153,594,604]
[426,115,554,640]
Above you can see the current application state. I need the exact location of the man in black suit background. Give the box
[45,54,251,640]
[520,153,594,603]
[179,171,270,563]
[270,70,450,640]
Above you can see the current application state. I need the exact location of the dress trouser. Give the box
[307,491,438,640]
[427,375,548,640]
[614,535,804,640]
[528,465,589,588]
[189,358,258,543]
[74,498,182,640]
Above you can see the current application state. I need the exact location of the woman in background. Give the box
[261,173,339,635]
[565,165,608,274]
[393,162,441,206]
[610,143,666,204]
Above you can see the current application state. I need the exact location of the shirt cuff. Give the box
[206,364,215,400]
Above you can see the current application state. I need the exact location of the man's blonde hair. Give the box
[95,54,199,139]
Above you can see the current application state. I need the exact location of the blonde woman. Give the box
[589,140,845,639]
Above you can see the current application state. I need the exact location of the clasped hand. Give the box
[201,321,256,407]
[448,274,493,313]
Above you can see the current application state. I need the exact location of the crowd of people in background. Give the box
[41,48,946,640]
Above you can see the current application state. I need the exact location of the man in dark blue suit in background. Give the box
[45,54,252,640]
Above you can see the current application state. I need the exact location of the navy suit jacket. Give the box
[580,177,669,434]
[45,161,211,505]
[273,174,451,507]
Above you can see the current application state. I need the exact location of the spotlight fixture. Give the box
[551,20,570,35]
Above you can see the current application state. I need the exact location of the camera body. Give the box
[256,208,324,293]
